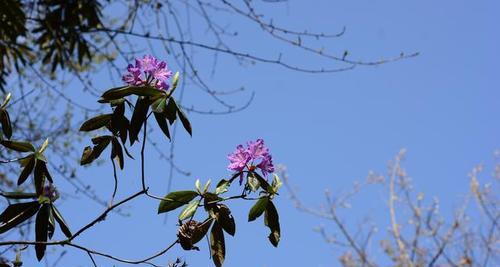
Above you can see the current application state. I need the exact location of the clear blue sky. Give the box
[14,0,499,266]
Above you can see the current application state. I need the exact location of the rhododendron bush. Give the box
[0,56,282,267]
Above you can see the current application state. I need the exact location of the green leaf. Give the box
[110,102,125,134]
[203,192,223,214]
[101,86,162,101]
[153,112,171,140]
[178,200,200,220]
[210,221,225,267]
[248,197,269,222]
[51,206,72,238]
[17,156,35,186]
[1,93,11,109]
[203,179,211,194]
[0,201,39,234]
[0,201,37,223]
[271,174,283,193]
[39,161,53,183]
[151,97,167,113]
[118,117,130,144]
[111,138,124,169]
[215,179,230,195]
[191,218,213,244]
[90,135,112,160]
[170,71,180,91]
[38,138,49,154]
[129,97,150,144]
[247,172,260,192]
[79,114,112,132]
[1,140,35,152]
[195,179,201,193]
[157,191,199,214]
[35,152,47,162]
[0,192,37,199]
[216,204,235,236]
[34,160,45,196]
[228,171,243,183]
[264,201,281,247]
[176,104,192,136]
[47,206,55,239]
[252,171,271,192]
[164,98,177,124]
[35,204,49,261]
[80,146,93,165]
[0,109,12,139]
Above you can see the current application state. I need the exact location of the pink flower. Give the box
[122,61,143,85]
[246,139,269,160]
[227,145,250,172]
[227,139,275,179]
[139,55,159,73]
[122,55,174,90]
[152,61,173,82]
[257,154,274,177]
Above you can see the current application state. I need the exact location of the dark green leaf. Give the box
[110,102,125,134]
[80,146,93,165]
[248,197,268,222]
[111,138,124,169]
[34,160,45,196]
[164,98,177,124]
[151,97,167,113]
[176,104,192,136]
[1,140,35,152]
[118,117,130,144]
[129,97,150,144]
[264,201,281,247]
[210,221,225,267]
[40,161,53,183]
[35,204,49,261]
[203,192,223,215]
[35,152,47,162]
[216,204,235,236]
[48,206,55,239]
[252,171,271,192]
[178,200,200,220]
[51,206,72,238]
[153,112,171,140]
[0,201,38,222]
[0,109,12,139]
[90,135,112,160]
[100,86,128,100]
[229,171,243,183]
[101,86,162,101]
[0,192,37,199]
[17,156,35,186]
[79,114,112,132]
[191,218,213,244]
[0,201,39,234]
[157,191,199,214]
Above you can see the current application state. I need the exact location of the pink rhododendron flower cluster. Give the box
[122,55,173,90]
[227,139,275,181]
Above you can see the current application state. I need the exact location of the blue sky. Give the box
[8,0,499,266]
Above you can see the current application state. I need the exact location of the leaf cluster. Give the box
[158,171,283,266]
[0,94,71,262]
